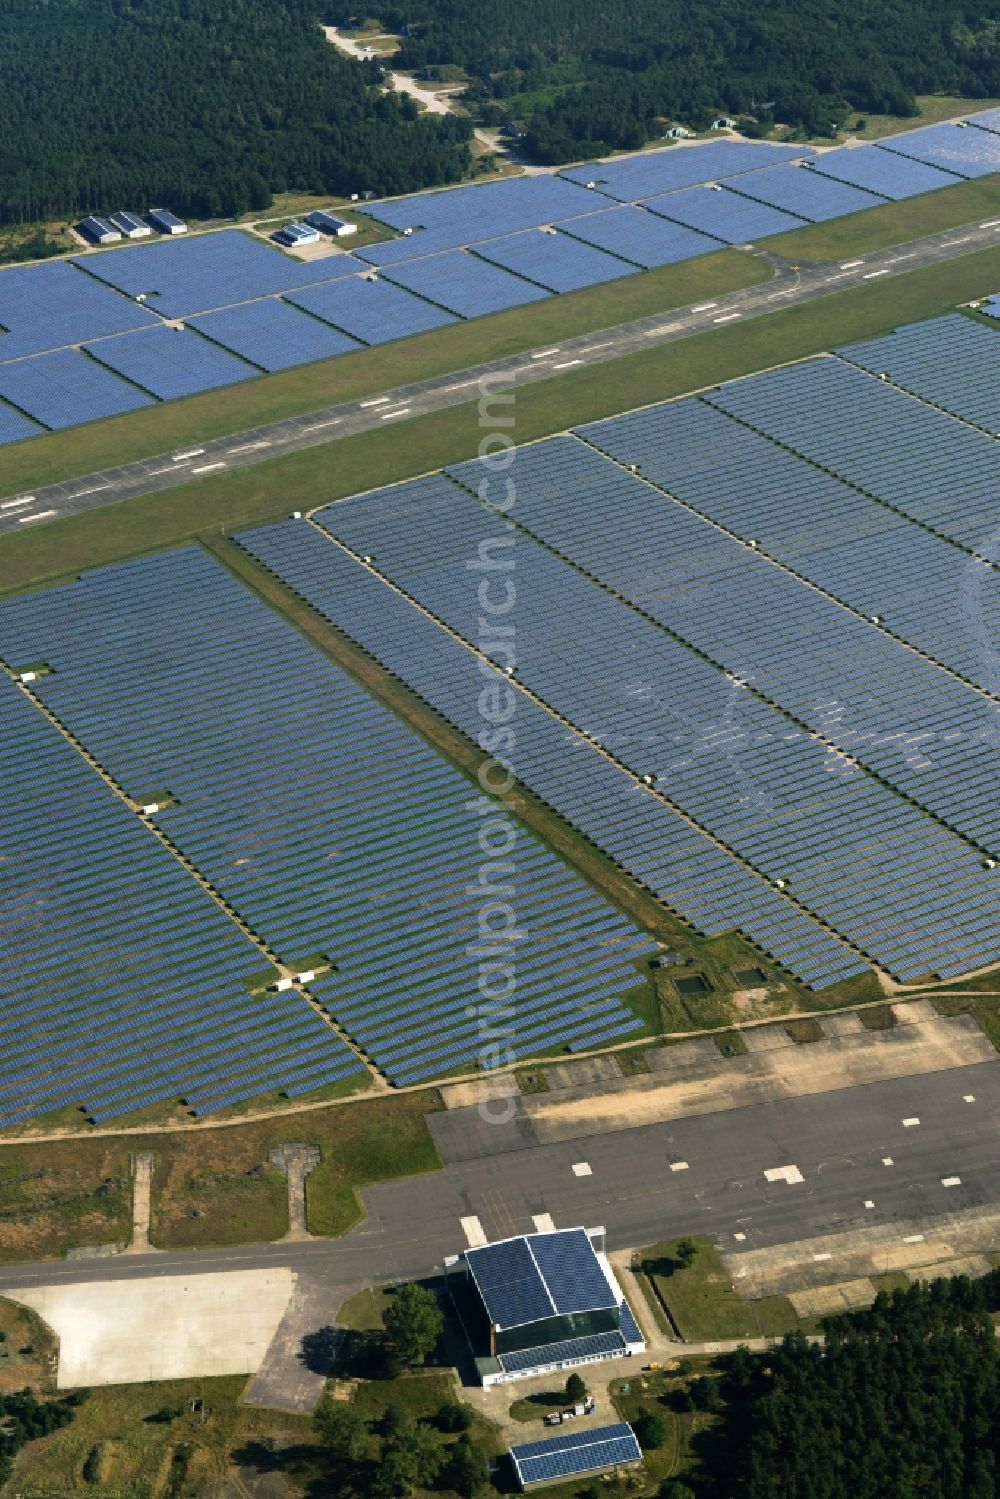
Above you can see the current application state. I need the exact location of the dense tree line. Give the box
[0,0,472,227]
[697,1276,1000,1498]
[382,0,1000,156]
[0,1386,81,1482]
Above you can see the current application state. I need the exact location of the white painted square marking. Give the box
[882,1157,894,1166]
[941,1176,962,1188]
[902,1117,920,1127]
[813,1252,832,1262]
[669,1161,690,1172]
[571,1162,592,1177]
[460,1215,488,1248]
[733,1232,746,1242]
[532,1213,556,1233]
[964,1094,976,1103]
[864,1200,875,1210]
[903,1234,924,1244]
[764,1164,804,1184]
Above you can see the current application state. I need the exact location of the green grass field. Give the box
[4,239,999,596]
[639,1237,811,1341]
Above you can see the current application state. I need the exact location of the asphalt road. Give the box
[2,214,1000,536]
[1,1059,997,1294]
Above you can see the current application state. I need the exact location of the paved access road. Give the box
[2,214,999,536]
[1,1059,997,1295]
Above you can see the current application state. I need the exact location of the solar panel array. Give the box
[559,140,815,200]
[724,162,886,221]
[0,674,363,1125]
[465,1229,618,1329]
[439,446,1000,978]
[805,145,962,199]
[354,175,602,263]
[880,122,1000,178]
[643,184,805,242]
[557,206,721,268]
[577,393,1000,693]
[382,249,551,317]
[706,355,1000,553]
[0,347,153,429]
[0,259,159,361]
[498,1330,626,1373]
[968,108,1000,134]
[472,229,637,293]
[836,313,1000,434]
[73,228,365,318]
[190,298,362,371]
[983,294,1000,320]
[85,325,257,400]
[238,518,867,989]
[509,1423,642,1487]
[285,275,458,344]
[0,547,653,1088]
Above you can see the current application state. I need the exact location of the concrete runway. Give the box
[2,214,999,536]
[1,1059,997,1294]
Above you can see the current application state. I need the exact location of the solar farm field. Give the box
[0,547,656,1124]
[234,307,1000,990]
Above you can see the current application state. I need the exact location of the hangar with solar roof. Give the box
[445,1226,644,1386]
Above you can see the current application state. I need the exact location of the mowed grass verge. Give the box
[638,1237,811,1341]
[0,249,766,496]
[4,240,1000,596]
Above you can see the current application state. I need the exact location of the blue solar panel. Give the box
[879,122,1000,179]
[556,205,721,267]
[559,140,815,201]
[530,1229,618,1314]
[382,249,550,316]
[85,325,256,400]
[355,175,600,263]
[471,229,636,293]
[74,229,366,318]
[644,184,805,242]
[466,1237,555,1328]
[982,294,1000,320]
[0,259,158,362]
[499,1330,626,1372]
[967,107,1000,135]
[510,1423,642,1487]
[189,298,361,371]
[0,348,153,429]
[807,145,962,199]
[725,162,886,220]
[285,275,457,343]
[0,400,43,445]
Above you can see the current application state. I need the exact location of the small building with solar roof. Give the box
[446,1226,644,1386]
[509,1423,643,1490]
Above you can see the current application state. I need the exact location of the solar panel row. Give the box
[0,547,654,1089]
[471,229,637,293]
[237,519,865,989]
[559,140,815,201]
[85,325,257,400]
[382,249,551,317]
[723,161,886,221]
[879,122,1000,178]
[643,184,806,242]
[556,206,721,268]
[0,347,153,429]
[805,144,961,200]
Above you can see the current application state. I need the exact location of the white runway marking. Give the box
[902,1117,920,1127]
[840,260,863,268]
[669,1161,690,1173]
[571,1162,592,1177]
[903,1234,924,1244]
[964,1094,976,1103]
[764,1164,804,1184]
[460,1215,488,1248]
[18,509,56,523]
[882,1156,894,1166]
[191,462,226,474]
[864,1200,875,1209]
[941,1176,962,1188]
[359,396,390,407]
[530,347,560,359]
[532,1213,556,1233]
[172,448,204,461]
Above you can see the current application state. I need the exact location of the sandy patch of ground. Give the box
[10,1268,295,1388]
